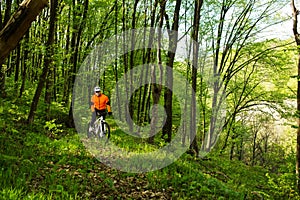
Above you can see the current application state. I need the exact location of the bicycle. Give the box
[88,113,111,142]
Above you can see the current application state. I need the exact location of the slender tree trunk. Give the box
[19,31,29,97]
[1,0,13,92]
[128,0,139,132]
[163,0,181,142]
[4,0,13,26]
[0,66,6,98]
[189,0,203,156]
[230,142,235,160]
[53,60,57,102]
[45,0,58,116]
[14,44,21,86]
[137,5,150,125]
[122,0,130,126]
[0,1,3,30]
[0,0,12,97]
[238,137,244,161]
[67,0,89,128]
[252,128,258,166]
[67,0,80,127]
[141,0,158,125]
[291,0,300,191]
[149,0,165,143]
[114,0,122,120]
[204,0,228,153]
[181,0,192,146]
[45,67,54,117]
[62,8,71,106]
[27,0,57,124]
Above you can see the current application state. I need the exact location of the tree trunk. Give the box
[19,31,29,98]
[140,0,158,125]
[190,0,203,156]
[149,1,165,143]
[0,1,3,29]
[252,128,258,166]
[128,0,139,132]
[114,0,122,121]
[14,44,21,87]
[291,0,300,191]
[238,136,244,161]
[44,0,58,117]
[3,0,13,26]
[67,0,89,128]
[0,65,6,98]
[163,0,181,142]
[0,0,48,64]
[121,0,131,128]
[27,0,57,124]
[62,8,71,106]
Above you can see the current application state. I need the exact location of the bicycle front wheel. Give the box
[103,122,111,141]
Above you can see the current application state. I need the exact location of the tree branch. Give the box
[0,0,48,64]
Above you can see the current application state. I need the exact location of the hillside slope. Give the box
[0,88,298,199]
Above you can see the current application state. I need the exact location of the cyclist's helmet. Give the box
[94,86,101,93]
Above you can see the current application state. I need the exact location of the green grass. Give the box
[0,84,299,199]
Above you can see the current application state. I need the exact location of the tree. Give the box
[149,0,165,143]
[0,0,48,98]
[197,0,289,154]
[162,0,182,142]
[0,0,48,64]
[27,0,58,124]
[189,0,203,155]
[67,0,89,127]
[291,0,300,191]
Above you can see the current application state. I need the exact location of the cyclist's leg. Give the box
[91,111,97,125]
[93,109,103,126]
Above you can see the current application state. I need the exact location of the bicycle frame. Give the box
[88,112,110,142]
[94,116,106,137]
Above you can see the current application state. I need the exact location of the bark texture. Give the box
[0,0,48,64]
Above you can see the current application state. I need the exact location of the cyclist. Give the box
[89,86,112,134]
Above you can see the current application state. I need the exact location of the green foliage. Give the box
[1,39,299,200]
[44,119,64,135]
[146,156,242,199]
[0,80,300,199]
[1,0,298,198]
[266,172,299,199]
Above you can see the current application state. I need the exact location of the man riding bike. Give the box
[89,86,112,134]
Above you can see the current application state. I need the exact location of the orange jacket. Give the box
[90,93,111,112]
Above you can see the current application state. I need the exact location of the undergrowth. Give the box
[0,84,299,199]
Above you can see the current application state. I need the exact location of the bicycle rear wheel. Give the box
[88,122,97,138]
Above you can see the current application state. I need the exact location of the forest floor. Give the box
[0,89,299,199]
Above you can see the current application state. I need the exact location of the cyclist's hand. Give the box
[108,112,112,116]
